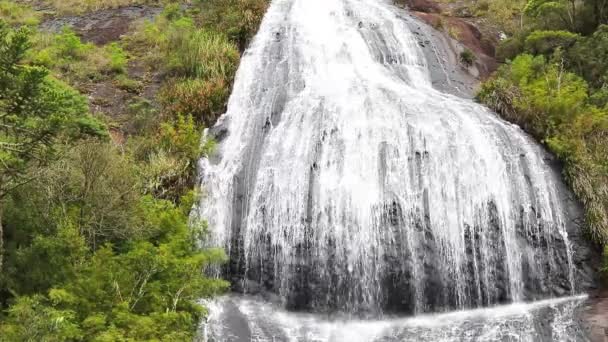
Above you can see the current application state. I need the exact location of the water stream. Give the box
[195,0,596,340]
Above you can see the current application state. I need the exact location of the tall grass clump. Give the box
[0,1,40,26]
[30,28,128,84]
[197,0,269,50]
[126,8,240,124]
[165,25,240,80]
[159,77,230,125]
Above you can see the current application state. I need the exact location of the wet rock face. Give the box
[583,290,608,342]
[223,195,598,316]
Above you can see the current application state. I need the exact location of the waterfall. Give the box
[196,0,596,337]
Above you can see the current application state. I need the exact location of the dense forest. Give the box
[0,0,607,340]
[0,0,267,340]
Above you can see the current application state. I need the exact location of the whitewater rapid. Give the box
[200,295,589,342]
[195,0,597,338]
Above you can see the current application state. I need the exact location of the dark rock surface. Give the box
[583,289,608,342]
[40,5,161,45]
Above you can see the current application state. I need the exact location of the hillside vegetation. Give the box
[0,0,268,340]
[466,0,608,265]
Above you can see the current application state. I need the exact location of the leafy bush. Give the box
[159,77,230,125]
[1,194,228,341]
[197,0,269,49]
[128,98,159,134]
[478,54,608,242]
[473,0,527,34]
[0,1,40,26]
[460,48,476,67]
[164,18,240,80]
[143,114,210,201]
[114,74,143,93]
[126,11,240,81]
[496,34,526,62]
[0,22,106,201]
[30,28,125,83]
[105,42,128,73]
[524,30,579,55]
[159,114,202,161]
[567,25,608,88]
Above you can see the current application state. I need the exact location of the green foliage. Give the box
[459,48,476,67]
[197,0,270,49]
[30,28,125,83]
[524,30,579,55]
[496,35,526,62]
[105,42,127,74]
[165,21,240,80]
[0,295,82,341]
[1,192,228,341]
[0,1,40,27]
[127,14,239,81]
[567,25,608,88]
[114,74,143,93]
[9,224,88,295]
[159,114,202,161]
[0,0,272,338]
[474,0,608,255]
[474,0,527,34]
[478,53,608,242]
[143,114,216,202]
[0,136,228,339]
[524,0,575,30]
[128,98,159,134]
[159,77,230,125]
[0,22,105,199]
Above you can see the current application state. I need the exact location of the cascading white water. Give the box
[196,0,593,333]
[201,295,589,342]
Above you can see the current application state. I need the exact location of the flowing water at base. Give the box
[201,295,589,342]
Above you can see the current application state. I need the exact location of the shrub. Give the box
[0,1,40,26]
[115,74,143,93]
[496,35,526,62]
[460,48,476,67]
[128,98,159,134]
[30,28,124,83]
[159,114,202,161]
[159,77,230,125]
[448,25,461,40]
[164,20,240,80]
[524,30,579,55]
[125,13,240,83]
[105,42,128,73]
[478,54,608,242]
[567,25,608,88]
[196,0,269,50]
